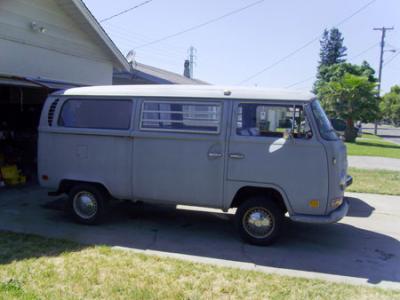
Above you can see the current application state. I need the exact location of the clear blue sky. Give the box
[83,0,399,93]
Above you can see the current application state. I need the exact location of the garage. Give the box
[0,78,83,186]
[0,0,130,187]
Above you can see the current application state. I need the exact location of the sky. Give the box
[83,0,399,93]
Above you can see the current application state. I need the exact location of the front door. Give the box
[132,98,227,208]
[227,101,328,215]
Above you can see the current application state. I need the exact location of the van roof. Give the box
[58,85,315,102]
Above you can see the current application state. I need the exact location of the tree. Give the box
[319,28,347,67]
[381,85,400,126]
[318,73,378,142]
[314,61,377,94]
[314,28,347,93]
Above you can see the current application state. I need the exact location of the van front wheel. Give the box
[236,197,283,246]
[68,184,108,225]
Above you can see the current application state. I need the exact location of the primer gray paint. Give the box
[38,86,349,223]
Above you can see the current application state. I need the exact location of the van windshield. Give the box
[310,100,338,141]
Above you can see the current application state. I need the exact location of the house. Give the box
[0,0,205,184]
[114,62,208,85]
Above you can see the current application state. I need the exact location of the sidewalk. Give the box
[348,156,400,171]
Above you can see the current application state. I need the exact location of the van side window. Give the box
[59,99,132,130]
[140,101,221,134]
[236,103,311,138]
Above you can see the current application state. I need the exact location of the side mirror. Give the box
[330,119,347,132]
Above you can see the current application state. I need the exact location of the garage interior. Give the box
[0,81,56,187]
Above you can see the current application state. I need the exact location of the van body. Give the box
[38,85,351,245]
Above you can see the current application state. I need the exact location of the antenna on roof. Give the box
[183,60,190,78]
[187,46,197,78]
[126,50,136,68]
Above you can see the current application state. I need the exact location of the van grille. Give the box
[48,99,59,126]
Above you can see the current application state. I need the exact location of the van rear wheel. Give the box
[68,184,108,225]
[235,197,283,246]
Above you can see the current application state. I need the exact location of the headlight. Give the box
[331,197,343,209]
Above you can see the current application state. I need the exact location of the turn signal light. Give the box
[309,199,320,208]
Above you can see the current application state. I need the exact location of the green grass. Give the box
[347,168,400,196]
[345,134,400,159]
[0,232,399,300]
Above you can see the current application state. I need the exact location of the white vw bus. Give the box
[38,85,352,245]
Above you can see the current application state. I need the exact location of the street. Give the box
[0,186,399,289]
[363,124,400,145]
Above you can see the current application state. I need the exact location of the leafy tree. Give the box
[314,61,377,94]
[318,73,378,142]
[381,85,400,126]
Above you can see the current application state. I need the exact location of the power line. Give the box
[100,0,154,23]
[285,42,380,89]
[105,28,186,58]
[285,76,315,89]
[133,0,265,50]
[104,22,189,52]
[351,42,379,59]
[384,51,400,66]
[238,0,377,85]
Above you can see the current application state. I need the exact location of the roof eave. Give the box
[70,0,130,71]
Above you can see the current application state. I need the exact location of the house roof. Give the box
[58,1,208,84]
[56,0,130,71]
[114,62,209,85]
[60,84,315,102]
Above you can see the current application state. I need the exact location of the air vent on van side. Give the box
[48,99,59,126]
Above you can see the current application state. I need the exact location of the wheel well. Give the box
[59,179,110,196]
[230,186,287,213]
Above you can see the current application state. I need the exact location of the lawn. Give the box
[0,232,399,300]
[345,134,400,159]
[347,167,400,196]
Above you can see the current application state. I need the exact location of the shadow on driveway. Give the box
[0,187,399,286]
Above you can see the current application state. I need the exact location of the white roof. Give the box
[60,85,315,101]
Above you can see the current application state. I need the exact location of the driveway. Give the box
[0,186,399,290]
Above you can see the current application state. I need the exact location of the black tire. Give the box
[68,184,109,225]
[235,196,284,246]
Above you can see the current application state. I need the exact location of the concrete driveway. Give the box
[0,186,399,289]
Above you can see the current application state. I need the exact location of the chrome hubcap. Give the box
[73,191,98,219]
[243,208,274,238]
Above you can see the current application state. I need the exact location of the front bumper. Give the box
[346,175,353,187]
[289,199,349,224]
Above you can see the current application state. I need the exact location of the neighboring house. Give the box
[113,62,208,85]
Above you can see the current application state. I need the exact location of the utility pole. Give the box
[373,26,394,135]
[188,46,197,79]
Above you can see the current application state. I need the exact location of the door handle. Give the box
[208,152,223,158]
[229,153,245,159]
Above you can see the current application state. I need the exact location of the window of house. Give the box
[58,99,132,130]
[140,101,221,134]
[236,103,311,138]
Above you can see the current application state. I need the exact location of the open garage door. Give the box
[0,78,81,187]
